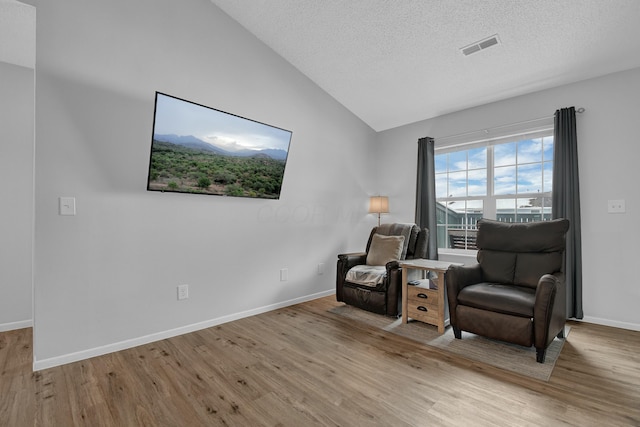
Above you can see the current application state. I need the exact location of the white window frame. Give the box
[435,123,554,254]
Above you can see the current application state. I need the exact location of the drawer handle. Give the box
[417,293,428,299]
[417,306,428,312]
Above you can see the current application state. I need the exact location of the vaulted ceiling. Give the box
[210,0,640,131]
[3,1,640,131]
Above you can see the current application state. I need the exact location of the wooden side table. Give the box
[400,259,462,334]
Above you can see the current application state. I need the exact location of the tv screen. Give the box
[147,92,292,199]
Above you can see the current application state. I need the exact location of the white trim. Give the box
[435,127,553,153]
[435,116,554,150]
[0,319,33,332]
[438,248,478,257]
[577,316,640,332]
[33,289,335,371]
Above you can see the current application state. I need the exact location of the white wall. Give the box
[0,61,33,331]
[375,67,640,331]
[33,0,377,369]
[30,1,639,370]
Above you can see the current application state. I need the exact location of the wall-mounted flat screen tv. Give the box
[147,92,292,199]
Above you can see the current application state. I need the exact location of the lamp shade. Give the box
[368,196,389,214]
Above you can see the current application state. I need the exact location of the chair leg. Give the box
[536,348,546,363]
[453,326,462,339]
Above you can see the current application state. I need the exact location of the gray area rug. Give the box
[329,304,569,381]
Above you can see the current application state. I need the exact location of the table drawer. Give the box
[407,305,439,324]
[406,285,439,324]
[406,286,439,306]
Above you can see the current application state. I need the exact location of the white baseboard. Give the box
[577,316,640,332]
[0,319,33,332]
[33,289,335,372]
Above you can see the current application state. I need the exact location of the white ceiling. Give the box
[210,0,640,131]
[0,0,34,69]
[2,1,640,131]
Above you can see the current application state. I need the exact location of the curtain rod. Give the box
[434,107,585,143]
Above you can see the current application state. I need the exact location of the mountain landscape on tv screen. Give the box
[154,134,288,160]
[147,134,288,199]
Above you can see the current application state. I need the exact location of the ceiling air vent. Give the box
[461,34,500,56]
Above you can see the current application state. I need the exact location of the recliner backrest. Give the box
[476,218,570,288]
[366,223,429,260]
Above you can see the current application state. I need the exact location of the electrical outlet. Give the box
[177,284,189,300]
[607,199,626,214]
[280,268,288,281]
[317,263,325,275]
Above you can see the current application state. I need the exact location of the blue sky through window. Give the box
[435,136,554,207]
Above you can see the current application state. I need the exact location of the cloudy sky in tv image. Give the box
[153,93,292,153]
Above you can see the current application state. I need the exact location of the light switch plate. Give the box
[59,197,76,216]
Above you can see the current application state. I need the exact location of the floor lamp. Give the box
[369,196,389,226]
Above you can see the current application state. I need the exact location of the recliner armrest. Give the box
[336,252,368,303]
[446,264,483,329]
[534,272,566,348]
[337,252,367,269]
[446,264,483,293]
[384,260,402,286]
[385,260,400,271]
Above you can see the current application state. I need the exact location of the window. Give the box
[435,132,554,251]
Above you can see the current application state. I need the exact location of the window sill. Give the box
[437,248,478,264]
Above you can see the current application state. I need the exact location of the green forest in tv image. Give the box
[148,140,286,199]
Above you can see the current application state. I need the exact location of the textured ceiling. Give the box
[210,0,640,131]
[2,1,640,131]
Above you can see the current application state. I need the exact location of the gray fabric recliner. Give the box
[446,218,570,363]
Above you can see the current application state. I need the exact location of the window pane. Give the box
[494,141,516,166]
[494,166,516,195]
[448,171,467,197]
[445,200,483,226]
[496,198,516,222]
[435,153,447,173]
[445,201,468,239]
[434,131,553,251]
[466,199,483,226]
[436,201,450,247]
[543,136,554,161]
[436,201,449,224]
[498,197,550,223]
[468,169,487,196]
[437,224,449,248]
[517,197,542,222]
[518,138,542,163]
[440,199,483,249]
[435,173,447,198]
[468,147,487,169]
[448,151,466,172]
[517,163,542,193]
[543,161,553,192]
[542,196,553,220]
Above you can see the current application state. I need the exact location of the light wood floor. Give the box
[1,296,639,426]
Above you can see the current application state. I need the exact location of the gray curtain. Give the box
[552,107,583,319]
[416,137,438,260]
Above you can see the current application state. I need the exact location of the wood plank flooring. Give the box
[1,296,639,426]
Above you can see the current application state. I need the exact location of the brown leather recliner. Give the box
[446,218,570,363]
[337,223,429,316]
